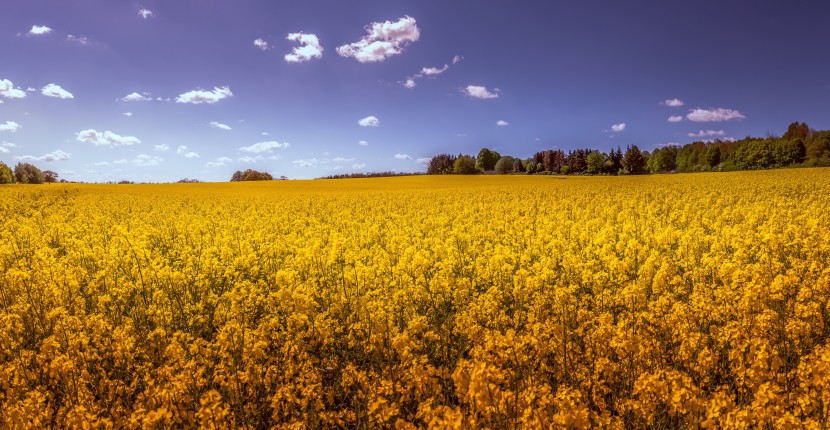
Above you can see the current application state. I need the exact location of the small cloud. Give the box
[132,154,162,166]
[464,85,499,99]
[611,123,626,132]
[239,141,290,153]
[66,35,90,45]
[123,112,133,117]
[358,116,379,127]
[0,79,27,99]
[210,121,232,131]
[332,157,355,163]
[686,108,745,122]
[41,83,74,99]
[0,121,22,132]
[452,55,464,64]
[667,115,684,123]
[154,144,169,151]
[336,16,420,63]
[416,157,431,165]
[352,163,366,169]
[15,149,70,162]
[138,9,154,19]
[661,98,684,107]
[261,132,270,136]
[206,157,233,167]
[292,158,319,167]
[496,120,509,127]
[28,25,53,36]
[394,153,411,160]
[358,140,369,146]
[688,129,725,138]
[403,79,416,89]
[120,92,152,102]
[285,32,323,63]
[176,86,233,104]
[176,145,199,158]
[77,129,141,146]
[421,64,449,76]
[253,38,270,50]
[93,161,110,166]
[238,155,264,163]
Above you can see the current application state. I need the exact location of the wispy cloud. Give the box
[358,140,369,146]
[41,83,74,99]
[132,154,162,166]
[0,121,22,132]
[154,144,169,151]
[239,141,290,153]
[120,92,152,102]
[77,129,141,146]
[206,157,233,167]
[210,121,232,131]
[661,98,684,107]
[285,32,323,63]
[394,153,411,160]
[66,35,91,45]
[402,56,461,89]
[358,116,379,127]
[176,86,233,104]
[464,85,499,99]
[176,146,199,158]
[686,108,745,122]
[138,9,154,19]
[337,16,420,63]
[253,38,270,50]
[688,129,725,138]
[15,149,70,162]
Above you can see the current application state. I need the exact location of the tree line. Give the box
[0,162,60,184]
[427,122,830,175]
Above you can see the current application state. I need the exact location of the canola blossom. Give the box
[1,171,829,428]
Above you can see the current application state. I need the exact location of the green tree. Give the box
[783,121,810,141]
[0,162,13,184]
[14,162,44,184]
[427,154,457,174]
[476,148,501,172]
[621,145,647,175]
[453,155,478,174]
[494,156,515,174]
[705,146,721,168]
[585,150,605,174]
[43,170,59,183]
[230,169,272,181]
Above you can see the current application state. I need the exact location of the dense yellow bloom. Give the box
[0,170,829,428]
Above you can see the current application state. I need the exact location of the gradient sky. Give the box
[1,1,829,182]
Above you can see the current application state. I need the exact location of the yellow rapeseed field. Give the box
[1,170,829,428]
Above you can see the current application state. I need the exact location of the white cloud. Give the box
[394,153,411,160]
[416,157,431,165]
[336,16,420,63]
[352,163,366,169]
[112,159,128,165]
[293,158,319,168]
[453,55,464,64]
[358,140,369,146]
[496,120,509,127]
[403,79,417,89]
[154,144,169,152]
[239,141,290,153]
[0,121,22,132]
[668,115,684,123]
[206,157,233,167]
[358,116,379,127]
[77,129,141,146]
[332,157,355,163]
[261,132,270,136]
[66,35,90,45]
[611,123,626,132]
[686,108,746,122]
[28,25,52,36]
[662,98,684,107]
[138,9,154,19]
[421,65,449,76]
[123,112,133,117]
[176,145,199,158]
[15,149,70,162]
[41,83,74,99]
[93,161,110,166]
[120,92,152,102]
[253,38,270,50]
[689,130,725,138]
[238,155,264,163]
[0,146,8,154]
[132,154,162,166]
[285,32,323,63]
[0,79,27,99]
[464,85,499,99]
[210,121,232,131]
[176,86,233,104]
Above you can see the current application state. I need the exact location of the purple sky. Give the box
[1,0,829,182]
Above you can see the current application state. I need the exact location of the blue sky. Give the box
[1,1,829,182]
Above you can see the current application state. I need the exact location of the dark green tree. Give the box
[494,156,515,174]
[783,121,810,141]
[585,150,605,174]
[621,145,647,174]
[14,162,44,184]
[705,146,721,168]
[476,148,501,172]
[43,170,59,183]
[0,162,13,184]
[453,155,478,174]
